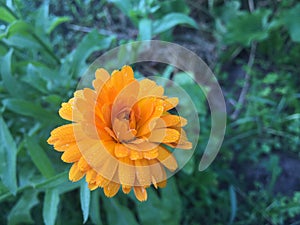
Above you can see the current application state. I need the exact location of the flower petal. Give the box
[69,162,85,182]
[143,148,158,160]
[104,182,120,197]
[118,157,135,186]
[135,159,151,186]
[133,186,147,202]
[157,146,178,172]
[61,147,81,163]
[78,157,90,172]
[148,128,180,143]
[163,97,178,111]
[138,79,164,98]
[115,143,129,158]
[122,185,132,194]
[93,68,110,92]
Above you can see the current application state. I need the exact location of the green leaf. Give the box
[2,98,57,122]
[70,30,115,76]
[43,189,60,225]
[6,20,32,37]
[281,4,300,42]
[47,16,71,34]
[0,6,17,23]
[7,191,39,225]
[229,185,237,225]
[223,9,272,46]
[0,49,23,97]
[21,64,49,94]
[80,181,91,223]
[138,18,152,40]
[103,198,139,225]
[35,171,67,190]
[160,178,182,225]
[90,190,103,225]
[136,189,163,225]
[0,116,18,194]
[107,0,132,16]
[25,136,55,178]
[0,171,72,202]
[153,13,198,35]
[4,20,60,64]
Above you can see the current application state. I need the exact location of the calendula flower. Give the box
[47,65,192,201]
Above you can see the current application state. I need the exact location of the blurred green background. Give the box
[0,0,300,224]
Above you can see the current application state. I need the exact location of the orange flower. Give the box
[47,65,192,201]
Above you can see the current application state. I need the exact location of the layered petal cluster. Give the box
[47,66,192,201]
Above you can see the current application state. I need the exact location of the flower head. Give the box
[47,65,192,201]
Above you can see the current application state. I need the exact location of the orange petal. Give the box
[129,150,143,160]
[133,186,148,202]
[78,157,90,172]
[86,169,97,183]
[83,88,96,103]
[157,179,167,188]
[93,68,110,92]
[115,143,129,158]
[61,147,81,163]
[48,124,77,145]
[97,156,118,182]
[95,174,110,188]
[137,104,164,136]
[135,159,151,186]
[143,148,158,160]
[149,159,166,187]
[69,162,85,182]
[163,97,178,111]
[158,115,187,128]
[148,128,180,143]
[122,185,132,194]
[157,146,178,172]
[118,157,135,186]
[59,99,74,121]
[74,97,90,115]
[103,182,120,197]
[138,79,164,98]
[88,182,98,191]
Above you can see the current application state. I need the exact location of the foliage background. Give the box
[0,0,299,224]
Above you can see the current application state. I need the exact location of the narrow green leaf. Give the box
[80,181,91,223]
[2,98,56,122]
[36,171,68,190]
[5,21,61,64]
[0,171,71,202]
[7,191,39,225]
[0,49,22,97]
[43,189,60,225]
[0,116,17,194]
[22,64,49,94]
[71,30,115,76]
[161,178,182,225]
[153,13,198,35]
[107,0,132,16]
[25,136,55,178]
[136,189,163,225]
[0,6,17,23]
[6,20,32,37]
[138,19,152,40]
[229,185,237,225]
[47,16,71,34]
[103,198,139,225]
[90,190,103,225]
